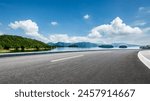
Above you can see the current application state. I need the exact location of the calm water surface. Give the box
[50,47,140,52]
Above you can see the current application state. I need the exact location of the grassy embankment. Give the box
[0,35,55,53]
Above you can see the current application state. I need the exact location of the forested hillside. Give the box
[0,35,54,52]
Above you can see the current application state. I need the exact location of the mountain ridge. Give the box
[48,42,139,48]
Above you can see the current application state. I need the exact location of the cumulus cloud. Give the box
[48,34,100,43]
[83,14,90,19]
[8,17,150,45]
[9,20,49,42]
[51,21,58,26]
[48,17,146,44]
[88,17,143,43]
[9,20,39,35]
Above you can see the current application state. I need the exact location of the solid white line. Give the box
[51,55,84,62]
[138,51,150,69]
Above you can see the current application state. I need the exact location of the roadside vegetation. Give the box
[0,35,55,53]
[140,45,150,49]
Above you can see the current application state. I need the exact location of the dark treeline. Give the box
[140,45,150,49]
[0,35,54,51]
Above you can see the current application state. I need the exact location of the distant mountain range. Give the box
[48,42,98,47]
[112,43,140,47]
[47,42,140,48]
[70,42,98,47]
[48,42,72,47]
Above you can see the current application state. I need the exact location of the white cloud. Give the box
[9,20,38,35]
[51,21,58,26]
[83,14,90,19]
[9,20,49,42]
[143,27,150,33]
[139,7,145,11]
[88,17,143,43]
[138,7,150,13]
[0,32,3,35]
[132,20,146,26]
[48,17,146,44]
[7,17,150,45]
[7,19,99,43]
[0,22,3,35]
[48,34,100,43]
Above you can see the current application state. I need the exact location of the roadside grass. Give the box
[0,50,10,53]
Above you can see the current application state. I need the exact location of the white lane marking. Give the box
[138,51,150,69]
[51,55,84,62]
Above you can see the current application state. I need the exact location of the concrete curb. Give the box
[138,51,150,69]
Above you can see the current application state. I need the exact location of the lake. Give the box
[50,47,140,52]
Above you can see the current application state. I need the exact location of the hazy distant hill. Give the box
[112,43,139,47]
[70,42,98,47]
[47,42,139,48]
[48,42,99,48]
[49,42,72,47]
[47,42,57,46]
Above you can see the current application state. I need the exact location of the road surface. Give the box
[0,49,150,84]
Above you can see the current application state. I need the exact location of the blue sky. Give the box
[0,0,150,45]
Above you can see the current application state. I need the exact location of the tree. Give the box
[0,45,2,49]
[4,45,10,50]
[15,47,19,51]
[21,46,25,51]
[0,35,54,51]
[35,46,39,50]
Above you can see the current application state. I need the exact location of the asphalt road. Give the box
[0,49,150,84]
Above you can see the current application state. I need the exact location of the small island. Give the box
[119,45,127,48]
[140,45,150,49]
[99,45,114,48]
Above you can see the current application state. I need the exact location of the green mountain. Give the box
[0,35,53,51]
[48,42,99,48]
[99,44,114,48]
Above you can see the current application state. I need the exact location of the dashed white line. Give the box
[51,55,84,62]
